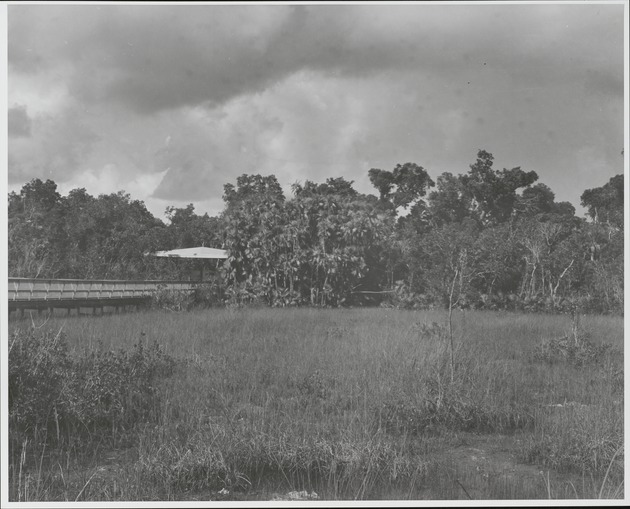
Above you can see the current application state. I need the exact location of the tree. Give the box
[472,222,522,300]
[221,174,288,297]
[9,185,172,280]
[292,177,359,199]
[515,183,576,218]
[64,191,165,279]
[56,188,97,277]
[368,163,434,210]
[424,150,539,228]
[515,214,581,308]
[223,174,284,213]
[581,174,624,228]
[290,193,392,306]
[8,179,64,277]
[165,204,222,249]
[221,174,392,307]
[409,219,480,306]
[460,150,538,225]
[426,172,470,227]
[11,178,61,213]
[517,183,556,215]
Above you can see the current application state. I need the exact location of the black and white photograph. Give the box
[2,0,627,505]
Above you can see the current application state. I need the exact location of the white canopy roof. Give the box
[152,247,228,259]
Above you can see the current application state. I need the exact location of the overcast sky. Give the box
[6,2,626,220]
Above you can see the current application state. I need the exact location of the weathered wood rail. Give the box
[8,278,196,316]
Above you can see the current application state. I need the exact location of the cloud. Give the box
[149,71,377,202]
[11,5,297,114]
[8,105,32,137]
[9,4,623,115]
[7,3,624,219]
[8,106,100,184]
[56,163,168,198]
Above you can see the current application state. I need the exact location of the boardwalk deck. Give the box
[8,278,196,315]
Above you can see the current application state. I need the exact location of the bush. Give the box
[8,328,71,439]
[383,281,431,310]
[223,280,265,307]
[66,340,176,437]
[9,327,176,453]
[151,284,193,311]
[533,334,612,367]
[191,280,226,308]
[376,358,534,436]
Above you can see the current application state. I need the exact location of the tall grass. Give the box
[8,307,623,500]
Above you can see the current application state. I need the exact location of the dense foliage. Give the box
[8,327,176,451]
[8,150,623,313]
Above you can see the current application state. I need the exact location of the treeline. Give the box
[8,150,624,314]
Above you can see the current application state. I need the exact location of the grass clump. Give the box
[8,327,70,443]
[134,424,431,500]
[377,359,535,437]
[533,332,613,367]
[7,308,624,501]
[519,381,623,484]
[9,327,175,448]
[521,321,624,488]
[8,326,176,501]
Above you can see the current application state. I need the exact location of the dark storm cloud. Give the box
[7,3,624,216]
[9,4,623,115]
[8,105,32,137]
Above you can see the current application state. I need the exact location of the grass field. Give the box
[7,307,624,501]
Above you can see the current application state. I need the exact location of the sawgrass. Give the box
[7,307,624,501]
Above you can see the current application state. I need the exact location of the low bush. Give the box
[8,328,70,442]
[533,333,612,366]
[9,327,176,454]
[377,371,534,436]
[191,280,226,308]
[151,280,226,310]
[384,281,431,310]
[151,285,193,311]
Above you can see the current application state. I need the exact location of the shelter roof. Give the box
[152,247,228,259]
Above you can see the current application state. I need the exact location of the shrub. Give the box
[9,327,176,454]
[376,360,534,437]
[533,334,612,367]
[152,280,226,310]
[66,341,176,438]
[385,281,430,310]
[223,280,268,308]
[8,328,71,440]
[151,284,193,311]
[191,280,226,308]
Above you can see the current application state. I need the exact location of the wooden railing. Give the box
[9,278,195,302]
[8,278,197,314]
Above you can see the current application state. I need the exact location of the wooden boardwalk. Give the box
[8,278,196,316]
